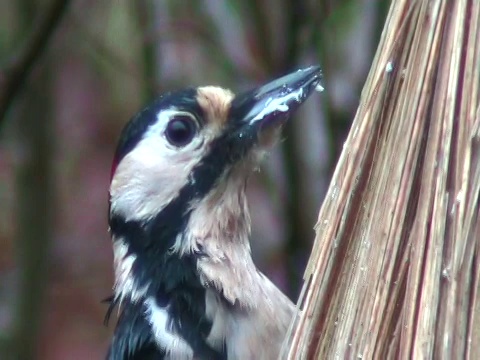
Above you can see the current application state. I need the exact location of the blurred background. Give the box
[0,0,388,358]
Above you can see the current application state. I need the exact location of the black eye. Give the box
[165,115,197,147]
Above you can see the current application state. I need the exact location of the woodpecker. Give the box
[105,66,322,360]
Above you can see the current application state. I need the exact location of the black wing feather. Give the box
[106,301,164,360]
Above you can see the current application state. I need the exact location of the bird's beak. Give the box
[228,66,322,143]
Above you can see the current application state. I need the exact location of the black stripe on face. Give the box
[110,114,257,255]
[110,88,204,179]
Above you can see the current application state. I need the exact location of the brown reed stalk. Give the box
[282,0,480,358]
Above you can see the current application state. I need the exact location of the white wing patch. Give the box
[113,238,149,303]
[145,298,194,359]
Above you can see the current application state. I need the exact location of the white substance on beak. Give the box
[315,83,325,93]
[249,87,304,125]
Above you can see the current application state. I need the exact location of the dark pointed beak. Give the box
[229,66,322,136]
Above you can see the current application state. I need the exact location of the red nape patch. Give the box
[110,157,120,180]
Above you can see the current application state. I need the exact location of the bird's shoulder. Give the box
[106,299,165,360]
[105,291,228,360]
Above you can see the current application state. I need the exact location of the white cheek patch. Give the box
[145,297,194,358]
[110,136,205,222]
[109,105,227,223]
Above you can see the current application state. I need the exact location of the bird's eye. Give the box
[165,115,197,147]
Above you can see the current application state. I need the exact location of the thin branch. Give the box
[0,0,71,128]
[134,0,157,101]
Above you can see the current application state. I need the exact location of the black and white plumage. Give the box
[105,66,322,360]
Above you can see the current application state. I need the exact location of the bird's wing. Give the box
[106,300,165,360]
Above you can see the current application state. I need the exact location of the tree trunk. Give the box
[283,0,480,358]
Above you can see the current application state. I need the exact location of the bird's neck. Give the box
[183,175,292,311]
[110,177,295,359]
[173,173,252,254]
[188,181,296,357]
[110,171,289,312]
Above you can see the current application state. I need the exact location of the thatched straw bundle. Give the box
[283,0,480,358]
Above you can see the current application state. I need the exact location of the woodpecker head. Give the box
[110,66,321,214]
[106,66,322,359]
